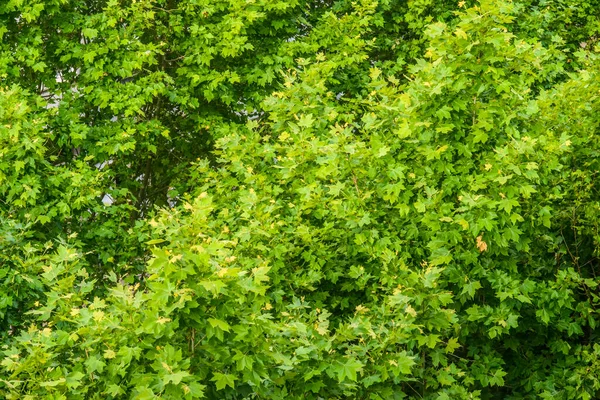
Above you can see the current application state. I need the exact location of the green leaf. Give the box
[211,373,236,390]
[396,352,416,374]
[40,378,66,387]
[66,371,85,389]
[331,358,364,382]
[444,338,461,354]
[82,28,98,39]
[165,370,191,385]
[133,387,156,400]
[208,318,231,332]
[298,114,315,128]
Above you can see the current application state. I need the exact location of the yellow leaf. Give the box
[355,305,369,314]
[476,235,488,252]
[103,349,116,359]
[455,28,468,40]
[455,219,469,230]
[93,311,105,321]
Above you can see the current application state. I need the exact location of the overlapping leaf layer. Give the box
[1,0,599,398]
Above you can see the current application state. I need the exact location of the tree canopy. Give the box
[1,0,600,398]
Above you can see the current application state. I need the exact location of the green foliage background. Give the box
[0,0,599,398]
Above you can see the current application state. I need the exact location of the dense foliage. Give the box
[1,0,599,398]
